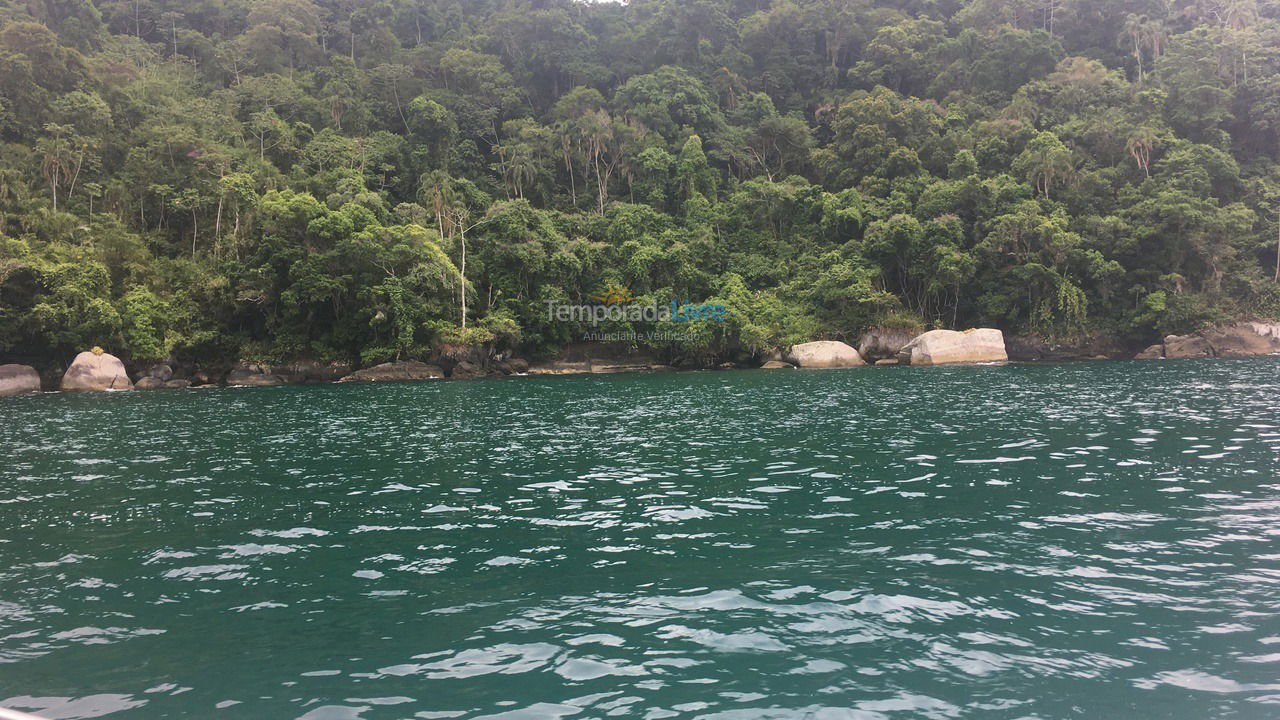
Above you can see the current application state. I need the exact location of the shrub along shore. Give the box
[3,322,1279,396]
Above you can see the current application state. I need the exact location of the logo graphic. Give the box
[589,284,638,306]
[544,280,729,339]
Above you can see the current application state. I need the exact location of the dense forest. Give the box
[1,0,1279,368]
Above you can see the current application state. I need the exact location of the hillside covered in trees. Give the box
[1,0,1279,368]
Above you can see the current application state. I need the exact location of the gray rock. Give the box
[265,365,308,384]
[145,364,174,381]
[1199,322,1280,358]
[493,358,530,375]
[1162,334,1213,359]
[310,361,353,382]
[227,367,287,386]
[268,360,352,383]
[163,379,191,389]
[450,361,486,379]
[857,327,917,362]
[1007,334,1128,361]
[527,361,592,376]
[135,377,166,390]
[62,350,134,391]
[0,364,41,396]
[338,361,445,383]
[591,361,657,374]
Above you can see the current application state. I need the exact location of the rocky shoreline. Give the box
[2,322,1279,397]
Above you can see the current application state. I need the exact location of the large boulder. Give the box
[0,364,41,396]
[857,327,917,362]
[897,329,1008,366]
[338,361,445,383]
[62,350,134,391]
[1198,322,1280,358]
[784,341,865,368]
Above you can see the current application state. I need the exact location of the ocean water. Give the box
[1,359,1279,719]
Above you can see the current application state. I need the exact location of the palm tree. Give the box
[419,172,483,329]
[1125,127,1158,178]
[1016,132,1074,200]
[37,124,76,213]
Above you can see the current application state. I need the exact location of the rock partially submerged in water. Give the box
[62,350,133,391]
[857,327,916,362]
[493,358,529,375]
[1005,334,1128,361]
[135,376,192,390]
[338,361,445,383]
[760,360,794,369]
[525,358,676,375]
[1197,322,1280,357]
[271,360,352,383]
[135,376,165,390]
[0,364,41,395]
[897,329,1007,366]
[223,360,352,386]
[227,365,287,387]
[592,360,661,374]
[449,360,486,379]
[1135,322,1280,360]
[784,341,865,368]
[527,360,591,376]
[1135,343,1164,359]
[1162,334,1213,359]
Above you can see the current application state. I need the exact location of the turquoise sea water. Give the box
[1,360,1279,719]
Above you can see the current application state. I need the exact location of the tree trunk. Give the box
[214,193,224,244]
[459,227,467,329]
[68,152,84,204]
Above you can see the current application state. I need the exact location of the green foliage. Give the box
[2,0,1279,370]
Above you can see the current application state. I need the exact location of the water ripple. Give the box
[0,359,1278,718]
